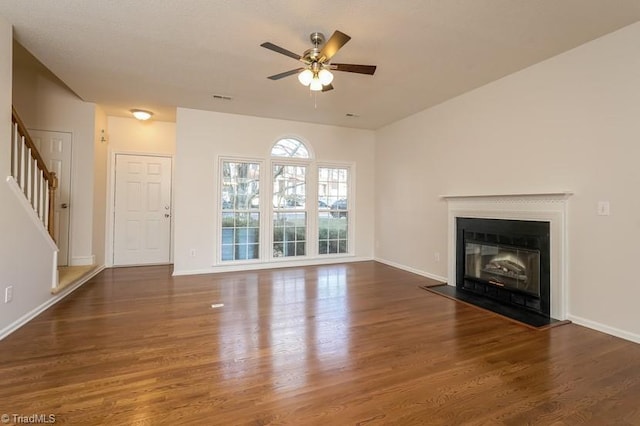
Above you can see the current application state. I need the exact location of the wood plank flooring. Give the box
[0,261,638,425]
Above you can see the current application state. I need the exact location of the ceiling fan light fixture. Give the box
[309,77,323,91]
[318,69,334,85]
[298,69,314,86]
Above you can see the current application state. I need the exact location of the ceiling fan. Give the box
[260,30,377,92]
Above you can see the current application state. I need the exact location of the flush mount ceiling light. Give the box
[131,109,153,121]
[261,30,376,93]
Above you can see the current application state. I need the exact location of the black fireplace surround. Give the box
[456,217,551,317]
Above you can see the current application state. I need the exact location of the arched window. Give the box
[218,137,351,263]
[271,138,310,159]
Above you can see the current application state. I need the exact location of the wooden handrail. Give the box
[10,106,58,242]
[11,106,55,182]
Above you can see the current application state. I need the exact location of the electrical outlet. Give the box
[434,252,441,263]
[190,249,196,257]
[5,286,13,303]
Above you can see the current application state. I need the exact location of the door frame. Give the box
[106,151,174,267]
[28,128,73,266]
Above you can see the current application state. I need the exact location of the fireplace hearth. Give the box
[457,217,550,316]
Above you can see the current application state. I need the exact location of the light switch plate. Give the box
[597,201,610,216]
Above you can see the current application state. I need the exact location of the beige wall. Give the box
[174,108,375,275]
[106,115,176,154]
[104,115,176,266]
[0,17,9,176]
[13,42,97,266]
[375,22,640,341]
[0,19,57,338]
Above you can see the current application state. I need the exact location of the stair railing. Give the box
[10,106,58,241]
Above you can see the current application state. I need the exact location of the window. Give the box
[318,167,349,254]
[221,161,260,261]
[218,138,353,265]
[273,164,307,257]
[271,138,309,258]
[271,138,310,159]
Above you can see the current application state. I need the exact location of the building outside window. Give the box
[219,138,351,263]
[221,161,260,261]
[318,167,349,254]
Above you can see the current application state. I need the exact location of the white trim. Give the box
[174,255,372,276]
[217,156,264,264]
[0,265,104,341]
[444,193,571,320]
[27,129,74,266]
[216,157,357,265]
[51,251,58,288]
[374,257,448,283]
[70,255,95,266]
[568,314,640,344]
[441,192,573,200]
[6,176,58,251]
[269,135,315,160]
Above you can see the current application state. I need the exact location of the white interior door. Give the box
[30,130,72,266]
[114,154,172,266]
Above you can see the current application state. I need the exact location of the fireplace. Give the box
[456,217,550,316]
[444,193,571,321]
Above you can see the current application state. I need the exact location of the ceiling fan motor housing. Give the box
[309,32,325,47]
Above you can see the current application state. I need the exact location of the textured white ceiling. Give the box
[1,0,639,129]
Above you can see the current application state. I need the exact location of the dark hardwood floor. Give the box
[0,261,638,425]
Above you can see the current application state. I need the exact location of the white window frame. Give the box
[270,156,313,261]
[317,162,355,257]
[217,156,265,265]
[215,144,356,266]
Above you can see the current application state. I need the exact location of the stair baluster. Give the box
[10,107,58,242]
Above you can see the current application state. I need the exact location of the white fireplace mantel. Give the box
[442,192,572,320]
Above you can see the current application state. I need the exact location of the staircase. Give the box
[10,106,58,241]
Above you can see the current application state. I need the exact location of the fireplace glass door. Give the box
[464,242,541,297]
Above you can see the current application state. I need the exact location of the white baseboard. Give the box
[375,258,639,344]
[0,265,105,341]
[173,256,374,276]
[567,314,640,344]
[374,257,448,284]
[70,255,95,266]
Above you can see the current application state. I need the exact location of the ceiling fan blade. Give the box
[319,30,351,62]
[267,68,304,80]
[322,84,334,92]
[261,42,302,61]
[331,63,377,75]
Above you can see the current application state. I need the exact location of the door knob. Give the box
[61,203,68,209]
